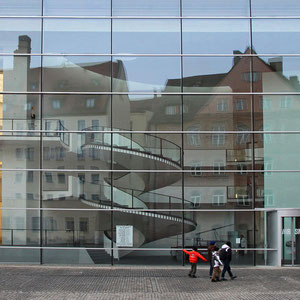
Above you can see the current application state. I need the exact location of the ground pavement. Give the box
[0,265,299,299]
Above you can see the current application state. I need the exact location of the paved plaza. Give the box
[0,265,299,299]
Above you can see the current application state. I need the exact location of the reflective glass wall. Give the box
[0,0,299,266]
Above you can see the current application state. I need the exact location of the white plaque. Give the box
[236,238,241,244]
[116,225,133,247]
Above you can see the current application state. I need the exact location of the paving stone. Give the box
[0,265,299,299]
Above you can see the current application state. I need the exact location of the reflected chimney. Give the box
[14,35,31,54]
[233,50,242,65]
[268,57,283,73]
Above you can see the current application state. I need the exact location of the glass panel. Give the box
[113,173,182,210]
[253,57,300,93]
[43,249,110,264]
[252,19,300,54]
[1,94,40,134]
[113,19,180,54]
[183,57,251,93]
[113,0,180,16]
[42,171,111,208]
[44,0,111,16]
[42,56,111,92]
[255,133,300,172]
[112,57,181,93]
[44,19,111,54]
[185,211,254,265]
[182,19,250,54]
[113,210,184,254]
[252,0,300,17]
[114,250,183,265]
[0,18,41,54]
[183,0,249,17]
[184,173,253,210]
[43,94,110,131]
[1,209,40,246]
[0,56,41,92]
[0,171,40,208]
[112,94,181,131]
[41,210,110,251]
[111,133,181,170]
[183,95,252,131]
[0,0,41,16]
[282,217,293,265]
[0,248,40,263]
[255,173,300,209]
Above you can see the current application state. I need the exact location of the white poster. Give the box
[116,225,133,247]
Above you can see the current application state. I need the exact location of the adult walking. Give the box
[207,241,216,278]
[220,241,237,280]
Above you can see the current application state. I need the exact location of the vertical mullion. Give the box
[39,0,44,265]
[249,0,256,266]
[110,0,114,266]
[180,0,185,266]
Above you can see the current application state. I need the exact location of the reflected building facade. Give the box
[0,0,300,266]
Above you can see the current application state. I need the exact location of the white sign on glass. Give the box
[116,225,133,247]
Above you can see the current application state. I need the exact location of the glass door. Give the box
[282,217,300,266]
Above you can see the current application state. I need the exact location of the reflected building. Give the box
[0,0,300,267]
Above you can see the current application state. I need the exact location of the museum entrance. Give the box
[281,217,300,266]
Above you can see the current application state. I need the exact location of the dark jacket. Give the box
[221,244,232,262]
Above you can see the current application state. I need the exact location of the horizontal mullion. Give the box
[0,246,278,251]
[0,15,300,19]
[1,129,300,134]
[0,207,279,212]
[0,168,298,173]
[2,53,300,57]
[2,92,300,95]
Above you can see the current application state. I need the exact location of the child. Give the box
[211,246,223,282]
[182,246,207,278]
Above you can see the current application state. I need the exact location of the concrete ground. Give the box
[0,265,299,299]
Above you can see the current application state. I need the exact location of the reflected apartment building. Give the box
[0,0,300,267]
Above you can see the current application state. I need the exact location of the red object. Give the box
[182,249,207,263]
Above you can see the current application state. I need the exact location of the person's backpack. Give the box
[219,248,227,261]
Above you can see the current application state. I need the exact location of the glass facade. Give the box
[0,0,300,266]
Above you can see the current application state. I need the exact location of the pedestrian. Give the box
[211,246,223,282]
[207,240,216,278]
[239,234,247,256]
[219,241,237,280]
[182,246,207,278]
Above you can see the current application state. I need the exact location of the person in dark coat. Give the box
[220,241,237,280]
[207,240,216,278]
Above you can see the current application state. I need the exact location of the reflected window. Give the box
[213,160,225,174]
[16,148,23,160]
[86,98,95,108]
[236,124,250,145]
[27,171,34,183]
[43,147,51,160]
[45,172,53,183]
[191,161,202,176]
[56,147,65,161]
[265,190,275,206]
[91,174,99,184]
[65,217,74,231]
[212,125,225,146]
[15,173,23,183]
[217,99,228,112]
[32,217,40,230]
[27,193,34,200]
[79,218,89,232]
[264,160,273,176]
[237,195,250,206]
[260,96,272,110]
[190,191,202,207]
[260,125,272,144]
[165,104,188,115]
[25,148,34,161]
[44,217,57,230]
[235,98,248,111]
[212,190,226,206]
[187,126,201,146]
[242,72,261,82]
[58,173,66,184]
[52,99,61,109]
[280,96,292,109]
